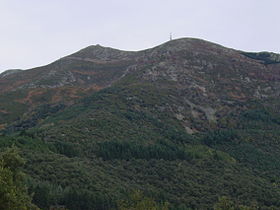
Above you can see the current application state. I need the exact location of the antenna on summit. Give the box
[169,33,173,41]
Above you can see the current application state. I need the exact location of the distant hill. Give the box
[1,38,280,209]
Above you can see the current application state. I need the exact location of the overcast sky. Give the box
[1,0,279,73]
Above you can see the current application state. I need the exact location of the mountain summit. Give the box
[64,44,137,61]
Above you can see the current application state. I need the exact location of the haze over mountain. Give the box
[1,38,280,209]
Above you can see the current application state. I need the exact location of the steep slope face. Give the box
[121,38,280,132]
[0,45,138,127]
[2,38,280,132]
[29,38,280,134]
[0,45,137,92]
[22,45,137,90]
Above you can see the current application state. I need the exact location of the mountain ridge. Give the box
[1,38,280,91]
[1,38,280,131]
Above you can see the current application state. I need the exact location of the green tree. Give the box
[214,196,256,210]
[214,196,235,210]
[0,147,37,210]
[118,190,169,210]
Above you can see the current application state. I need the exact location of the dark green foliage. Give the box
[203,129,238,146]
[2,75,280,209]
[7,103,66,132]
[53,141,81,158]
[96,141,189,161]
[0,147,37,209]
[0,133,50,153]
[242,109,280,125]
[117,190,169,210]
[213,196,256,210]
[29,181,113,210]
[0,91,28,125]
[62,188,114,210]
[31,182,60,209]
[9,87,280,209]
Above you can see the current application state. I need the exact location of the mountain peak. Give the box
[64,44,137,62]
[152,37,235,55]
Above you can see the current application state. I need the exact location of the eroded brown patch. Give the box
[0,109,8,114]
[50,85,103,104]
[0,124,6,130]
[228,91,246,100]
[16,88,46,104]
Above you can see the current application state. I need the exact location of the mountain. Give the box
[1,38,280,209]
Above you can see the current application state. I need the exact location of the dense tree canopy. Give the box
[0,147,37,209]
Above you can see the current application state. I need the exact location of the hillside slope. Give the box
[1,38,280,209]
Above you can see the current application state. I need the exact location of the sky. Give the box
[1,0,280,73]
